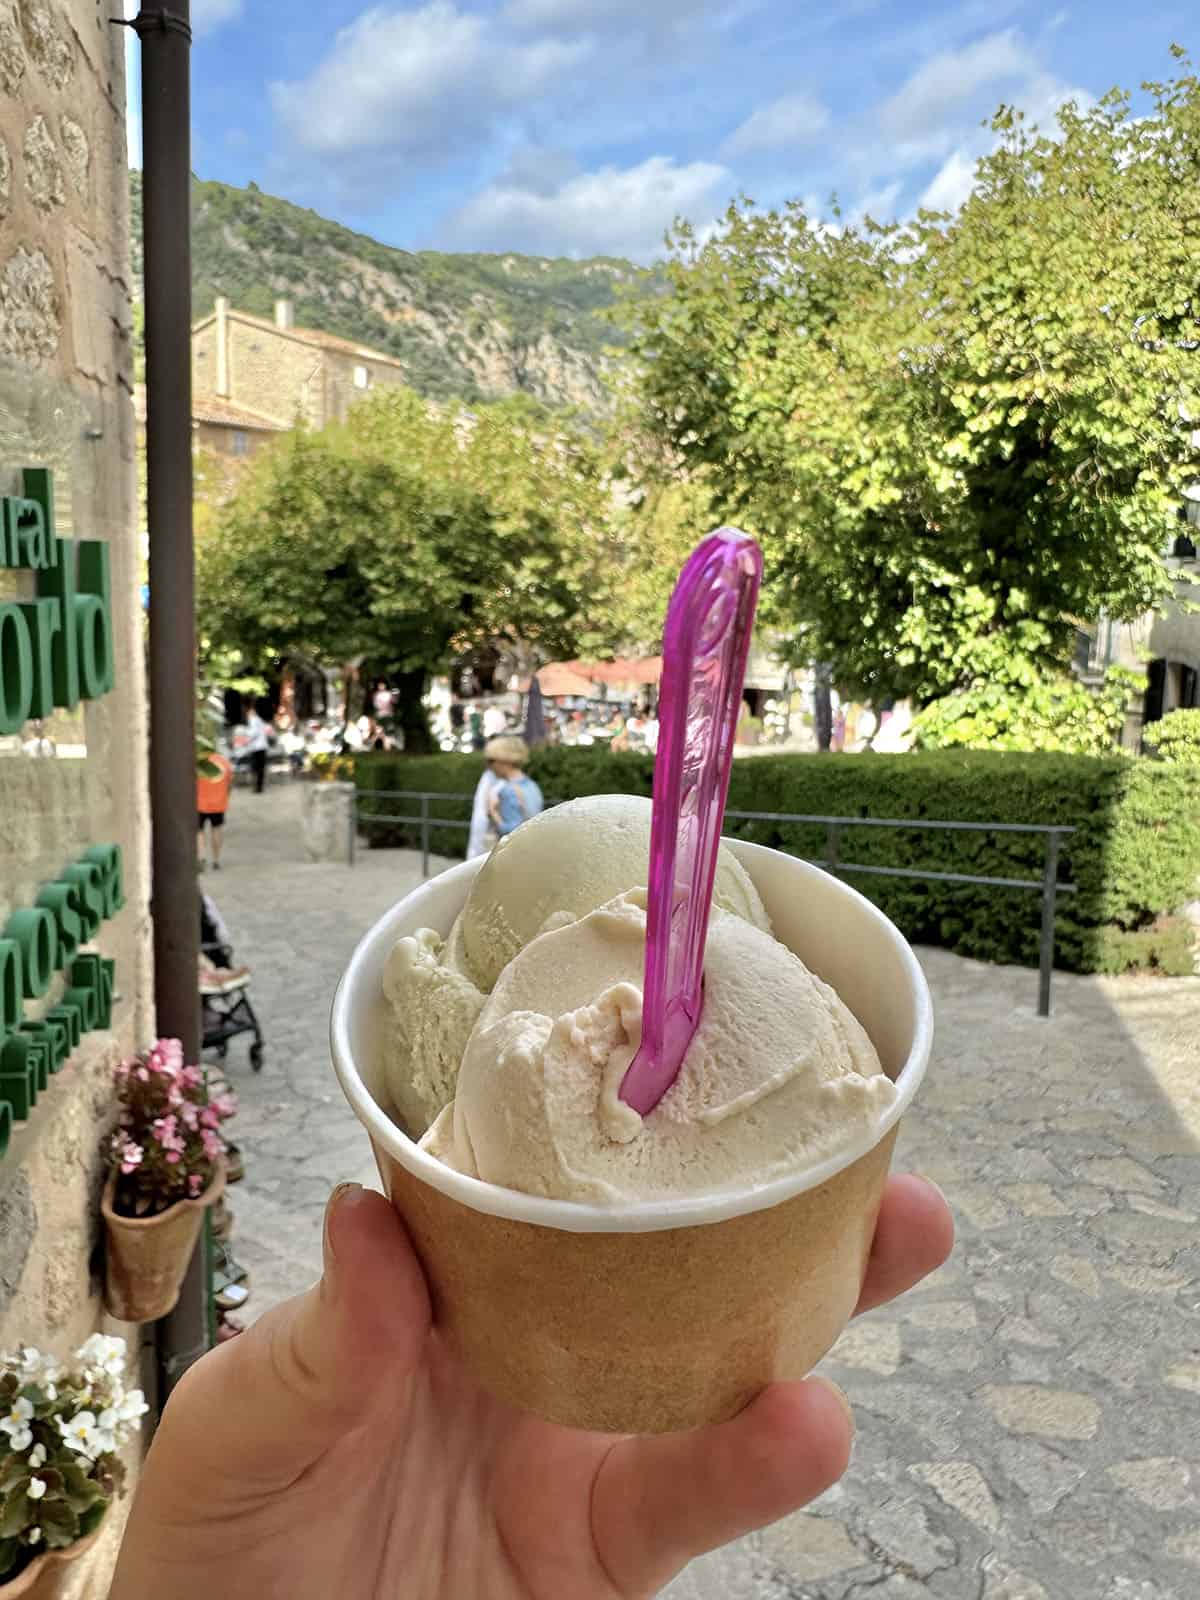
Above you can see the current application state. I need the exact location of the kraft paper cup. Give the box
[330,840,932,1434]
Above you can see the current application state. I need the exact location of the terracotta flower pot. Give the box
[102,1162,226,1322]
[0,1521,103,1600]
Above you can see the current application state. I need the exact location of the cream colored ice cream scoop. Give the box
[381,794,772,1137]
[421,891,896,1204]
[458,793,771,991]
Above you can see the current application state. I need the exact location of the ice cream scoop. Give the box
[381,793,770,1136]
[422,888,896,1203]
[458,792,770,992]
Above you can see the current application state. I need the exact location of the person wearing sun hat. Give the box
[485,735,543,839]
[467,747,503,858]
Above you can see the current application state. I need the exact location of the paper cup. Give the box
[330,841,932,1434]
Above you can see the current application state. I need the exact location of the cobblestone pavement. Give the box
[209,781,1200,1600]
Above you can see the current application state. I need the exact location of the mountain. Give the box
[129,172,662,413]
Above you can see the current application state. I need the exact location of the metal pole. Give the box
[825,821,842,873]
[128,0,205,1392]
[347,788,356,866]
[1037,831,1061,1018]
[421,795,430,879]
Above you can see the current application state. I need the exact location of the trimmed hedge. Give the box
[353,749,1200,976]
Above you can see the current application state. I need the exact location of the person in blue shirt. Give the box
[486,736,543,838]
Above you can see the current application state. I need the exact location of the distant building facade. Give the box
[191,297,408,438]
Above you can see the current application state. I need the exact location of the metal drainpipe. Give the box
[119,1,209,1394]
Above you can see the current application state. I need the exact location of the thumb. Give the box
[592,1378,855,1597]
[157,1184,432,1497]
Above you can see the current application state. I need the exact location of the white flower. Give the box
[58,1409,101,1459]
[115,1389,149,1427]
[27,1477,46,1500]
[2,1396,34,1449]
[93,1408,118,1455]
[12,1348,60,1394]
[27,1528,41,1546]
[75,1333,126,1379]
[2,1396,33,1431]
[28,1442,46,1469]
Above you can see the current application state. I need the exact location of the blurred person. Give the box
[244,705,270,794]
[197,747,234,870]
[468,748,504,857]
[486,737,543,838]
[373,679,394,721]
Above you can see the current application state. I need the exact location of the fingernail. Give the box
[809,1375,855,1437]
[324,1181,362,1261]
[916,1175,948,1206]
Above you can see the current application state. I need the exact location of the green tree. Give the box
[624,53,1200,745]
[197,394,619,746]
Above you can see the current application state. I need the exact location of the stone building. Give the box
[0,0,153,1592]
[191,295,409,437]
[1078,512,1200,748]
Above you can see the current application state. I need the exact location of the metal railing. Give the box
[350,790,1077,1016]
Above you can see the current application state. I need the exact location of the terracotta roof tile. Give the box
[192,396,287,431]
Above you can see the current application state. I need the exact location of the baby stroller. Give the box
[200,892,264,1071]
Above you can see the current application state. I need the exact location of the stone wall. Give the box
[322,345,408,424]
[223,315,325,427]
[0,1,152,1594]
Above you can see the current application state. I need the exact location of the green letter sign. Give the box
[0,468,116,723]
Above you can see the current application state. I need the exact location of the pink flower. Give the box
[166,1085,184,1109]
[136,1067,149,1082]
[119,1143,144,1175]
[188,1173,203,1196]
[199,1106,220,1131]
[151,1114,186,1154]
[160,1039,184,1070]
[200,1128,225,1162]
[179,1065,203,1090]
[165,1151,182,1165]
[179,1101,199,1131]
[211,1093,238,1120]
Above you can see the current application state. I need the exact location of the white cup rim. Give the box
[330,839,933,1234]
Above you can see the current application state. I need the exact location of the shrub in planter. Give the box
[101,1040,236,1322]
[0,1335,147,1591]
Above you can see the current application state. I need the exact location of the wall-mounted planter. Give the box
[0,1522,104,1600]
[101,1161,226,1322]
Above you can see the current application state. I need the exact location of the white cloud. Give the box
[849,180,902,224]
[919,149,976,212]
[503,0,710,29]
[722,92,829,156]
[915,70,1089,215]
[879,29,1031,140]
[192,0,242,35]
[270,3,588,163]
[444,154,729,260]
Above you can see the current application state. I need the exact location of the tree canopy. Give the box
[196,391,625,740]
[623,52,1200,736]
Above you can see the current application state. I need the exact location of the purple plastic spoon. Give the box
[618,528,763,1117]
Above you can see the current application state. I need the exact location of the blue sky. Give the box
[127,0,1191,261]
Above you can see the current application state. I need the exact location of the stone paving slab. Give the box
[207,782,1200,1599]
